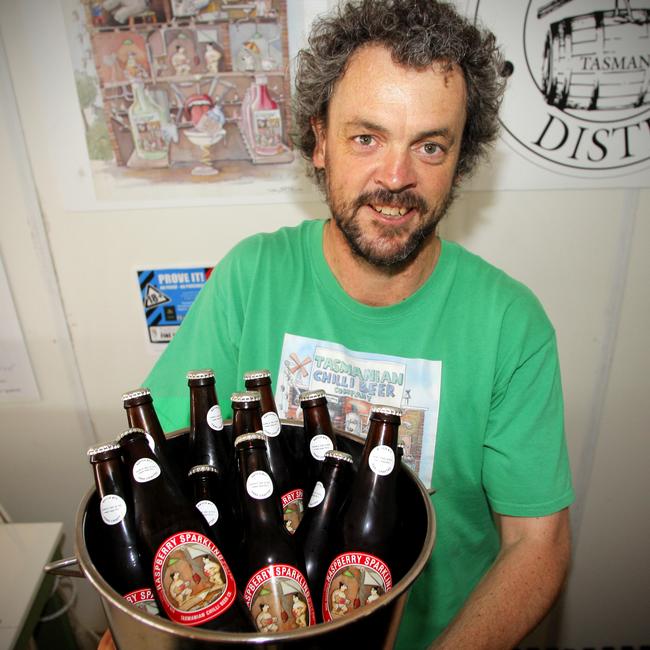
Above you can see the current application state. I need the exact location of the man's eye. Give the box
[354,135,374,146]
[422,142,441,155]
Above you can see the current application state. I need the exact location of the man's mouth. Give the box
[371,205,410,217]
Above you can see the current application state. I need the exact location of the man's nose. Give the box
[374,147,417,192]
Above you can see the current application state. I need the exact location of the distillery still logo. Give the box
[472,0,650,174]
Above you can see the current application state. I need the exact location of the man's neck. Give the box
[322,219,441,307]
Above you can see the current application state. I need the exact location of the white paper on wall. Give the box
[0,255,40,402]
[467,0,650,190]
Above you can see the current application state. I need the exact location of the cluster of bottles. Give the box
[87,368,403,635]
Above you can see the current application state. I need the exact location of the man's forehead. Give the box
[325,44,467,130]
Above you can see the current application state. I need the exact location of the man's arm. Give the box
[432,507,571,650]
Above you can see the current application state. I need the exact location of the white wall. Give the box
[0,2,648,648]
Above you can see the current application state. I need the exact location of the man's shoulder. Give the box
[448,240,537,300]
[226,219,321,262]
[445,240,549,324]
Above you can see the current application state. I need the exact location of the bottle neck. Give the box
[125,403,166,447]
[254,81,277,110]
[245,381,276,415]
[237,445,283,531]
[190,384,218,429]
[303,404,334,439]
[232,407,263,437]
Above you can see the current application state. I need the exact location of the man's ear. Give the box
[311,117,326,168]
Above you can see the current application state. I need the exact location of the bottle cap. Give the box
[231,391,261,404]
[188,464,219,477]
[122,388,151,402]
[299,389,326,403]
[117,427,147,443]
[186,369,215,381]
[234,432,267,447]
[86,442,120,458]
[324,450,353,464]
[370,405,403,418]
[243,369,271,381]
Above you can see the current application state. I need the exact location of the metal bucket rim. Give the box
[74,422,436,643]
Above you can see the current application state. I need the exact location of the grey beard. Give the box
[328,186,455,270]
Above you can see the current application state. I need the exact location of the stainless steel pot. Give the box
[46,423,435,649]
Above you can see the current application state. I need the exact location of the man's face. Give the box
[313,45,467,268]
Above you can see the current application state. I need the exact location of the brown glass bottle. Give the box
[118,427,253,632]
[321,406,402,623]
[296,450,354,621]
[235,432,316,632]
[244,370,304,534]
[87,442,159,616]
[187,464,239,575]
[300,390,337,494]
[122,388,177,482]
[186,370,230,477]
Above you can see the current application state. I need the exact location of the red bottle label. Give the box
[124,588,159,616]
[322,551,392,622]
[281,489,304,535]
[244,563,315,631]
[152,531,237,626]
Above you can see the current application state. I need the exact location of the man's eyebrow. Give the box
[343,119,455,143]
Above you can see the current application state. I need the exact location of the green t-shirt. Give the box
[145,219,574,646]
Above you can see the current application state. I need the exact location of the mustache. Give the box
[352,189,430,215]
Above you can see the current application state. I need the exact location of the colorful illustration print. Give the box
[322,552,392,622]
[152,531,236,625]
[124,588,159,616]
[244,564,315,631]
[281,489,304,535]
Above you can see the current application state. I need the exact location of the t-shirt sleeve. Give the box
[482,295,575,517]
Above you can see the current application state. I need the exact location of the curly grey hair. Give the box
[293,0,506,185]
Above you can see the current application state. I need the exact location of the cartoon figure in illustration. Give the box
[366,586,380,604]
[284,517,295,534]
[201,556,225,589]
[169,571,192,606]
[124,51,146,80]
[204,42,221,74]
[344,408,362,436]
[256,602,279,632]
[172,45,191,76]
[291,594,307,627]
[330,582,350,616]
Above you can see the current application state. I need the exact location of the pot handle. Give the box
[44,556,85,579]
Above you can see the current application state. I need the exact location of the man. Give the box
[140,1,574,648]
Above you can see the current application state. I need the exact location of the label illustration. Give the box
[124,588,160,616]
[100,494,127,526]
[309,434,334,461]
[308,481,325,508]
[133,458,161,483]
[281,489,304,534]
[368,445,395,476]
[322,552,392,622]
[244,564,315,631]
[261,411,281,437]
[152,531,236,626]
[196,499,219,527]
[206,405,224,431]
[246,470,274,500]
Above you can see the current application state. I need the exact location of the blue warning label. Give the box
[137,267,212,343]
